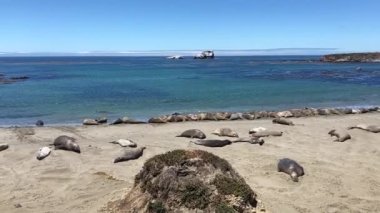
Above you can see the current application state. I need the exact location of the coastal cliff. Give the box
[321,52,380,62]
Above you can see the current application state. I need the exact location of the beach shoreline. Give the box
[0,113,379,212]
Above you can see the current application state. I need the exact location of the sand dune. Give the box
[0,113,380,212]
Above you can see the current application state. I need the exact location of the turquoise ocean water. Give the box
[0,56,379,126]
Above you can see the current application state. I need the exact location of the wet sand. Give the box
[0,113,379,212]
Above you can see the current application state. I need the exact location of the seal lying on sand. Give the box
[278,158,304,182]
[212,128,238,137]
[348,124,380,133]
[328,130,351,142]
[0,143,9,151]
[53,135,81,153]
[36,147,51,160]
[114,147,145,163]
[273,118,294,126]
[232,137,264,145]
[191,139,232,147]
[176,129,206,139]
[248,127,267,134]
[251,130,283,137]
[109,139,137,147]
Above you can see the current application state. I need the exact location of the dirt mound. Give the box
[105,149,265,213]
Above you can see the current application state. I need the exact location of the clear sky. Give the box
[0,0,379,54]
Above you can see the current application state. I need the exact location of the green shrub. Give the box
[148,201,166,213]
[214,175,254,203]
[181,180,211,209]
[215,202,237,213]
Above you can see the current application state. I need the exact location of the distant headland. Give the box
[321,52,380,63]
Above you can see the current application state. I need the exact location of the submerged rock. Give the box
[194,50,215,59]
[321,52,380,63]
[105,149,262,212]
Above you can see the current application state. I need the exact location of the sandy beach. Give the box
[0,113,379,213]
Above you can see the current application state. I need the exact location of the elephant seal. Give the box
[273,118,294,126]
[95,117,107,124]
[35,120,44,127]
[328,130,351,142]
[248,127,267,134]
[83,118,98,125]
[36,147,51,160]
[232,137,264,145]
[348,124,380,133]
[114,147,145,163]
[191,139,232,147]
[148,116,167,123]
[277,158,304,182]
[53,135,80,153]
[109,139,137,147]
[0,143,9,151]
[176,129,206,139]
[121,117,146,124]
[212,128,239,137]
[251,130,283,137]
[110,118,123,125]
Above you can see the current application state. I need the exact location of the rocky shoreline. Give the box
[82,106,380,125]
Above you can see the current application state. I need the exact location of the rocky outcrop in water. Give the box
[0,74,29,84]
[321,53,380,63]
[104,149,265,212]
[194,50,215,59]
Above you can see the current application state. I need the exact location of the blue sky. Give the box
[0,0,379,55]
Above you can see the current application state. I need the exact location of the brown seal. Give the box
[328,130,351,142]
[272,118,294,126]
[176,129,206,139]
[348,124,380,133]
[53,135,80,153]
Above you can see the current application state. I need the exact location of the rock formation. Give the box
[321,52,380,63]
[105,149,264,212]
[194,50,215,59]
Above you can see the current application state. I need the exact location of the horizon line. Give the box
[0,48,366,57]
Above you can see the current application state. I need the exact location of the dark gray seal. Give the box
[277,158,304,182]
[53,135,80,153]
[35,120,44,127]
[95,117,107,124]
[0,143,9,151]
[176,129,206,139]
[191,139,232,147]
[114,147,146,163]
[328,130,351,142]
[272,118,294,126]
